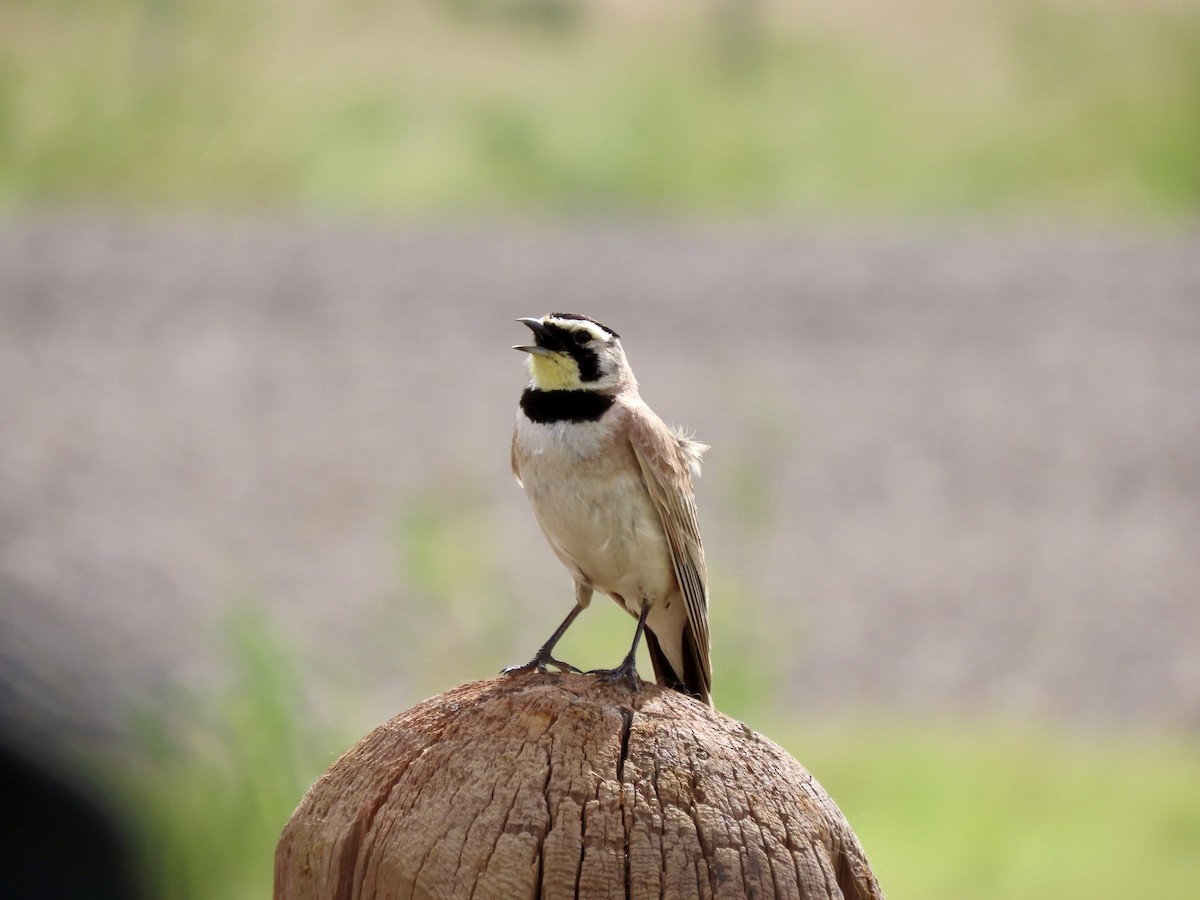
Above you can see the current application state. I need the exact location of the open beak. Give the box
[514,317,554,355]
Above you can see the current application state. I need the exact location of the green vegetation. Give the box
[125,607,337,900]
[2,0,1198,220]
[797,723,1200,900]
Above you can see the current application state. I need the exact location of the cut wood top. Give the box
[275,672,883,900]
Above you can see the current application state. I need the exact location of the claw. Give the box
[502,652,581,676]
[585,602,649,693]
[587,658,641,692]
[504,604,585,678]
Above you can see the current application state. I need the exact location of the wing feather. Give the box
[626,403,712,701]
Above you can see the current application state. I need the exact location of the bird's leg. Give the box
[589,601,650,692]
[502,603,584,676]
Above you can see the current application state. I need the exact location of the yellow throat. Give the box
[529,352,582,391]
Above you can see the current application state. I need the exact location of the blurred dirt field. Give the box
[2,219,1198,743]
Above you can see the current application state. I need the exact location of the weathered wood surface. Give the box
[275,672,882,900]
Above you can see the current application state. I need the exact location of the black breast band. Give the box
[520,388,615,424]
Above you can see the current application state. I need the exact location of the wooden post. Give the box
[275,672,883,899]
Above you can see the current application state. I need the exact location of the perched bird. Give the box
[505,313,713,706]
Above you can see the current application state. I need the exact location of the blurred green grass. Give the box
[2,0,1198,219]
[798,723,1200,900]
[121,608,1200,900]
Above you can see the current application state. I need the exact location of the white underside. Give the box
[515,413,686,673]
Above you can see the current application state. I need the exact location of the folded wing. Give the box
[627,405,712,704]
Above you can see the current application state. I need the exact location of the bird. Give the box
[504,312,713,706]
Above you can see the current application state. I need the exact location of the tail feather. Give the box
[646,628,712,707]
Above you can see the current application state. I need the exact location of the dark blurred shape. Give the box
[0,737,142,900]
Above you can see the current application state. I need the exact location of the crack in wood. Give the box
[618,707,634,900]
[573,787,588,899]
[534,730,554,900]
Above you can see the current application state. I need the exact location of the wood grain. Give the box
[275,673,882,900]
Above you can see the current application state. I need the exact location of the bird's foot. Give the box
[587,656,641,692]
[502,651,581,677]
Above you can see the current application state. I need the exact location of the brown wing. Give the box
[626,403,712,703]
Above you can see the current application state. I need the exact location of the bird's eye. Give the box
[573,331,592,345]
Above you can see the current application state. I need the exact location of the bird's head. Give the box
[514,313,632,392]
